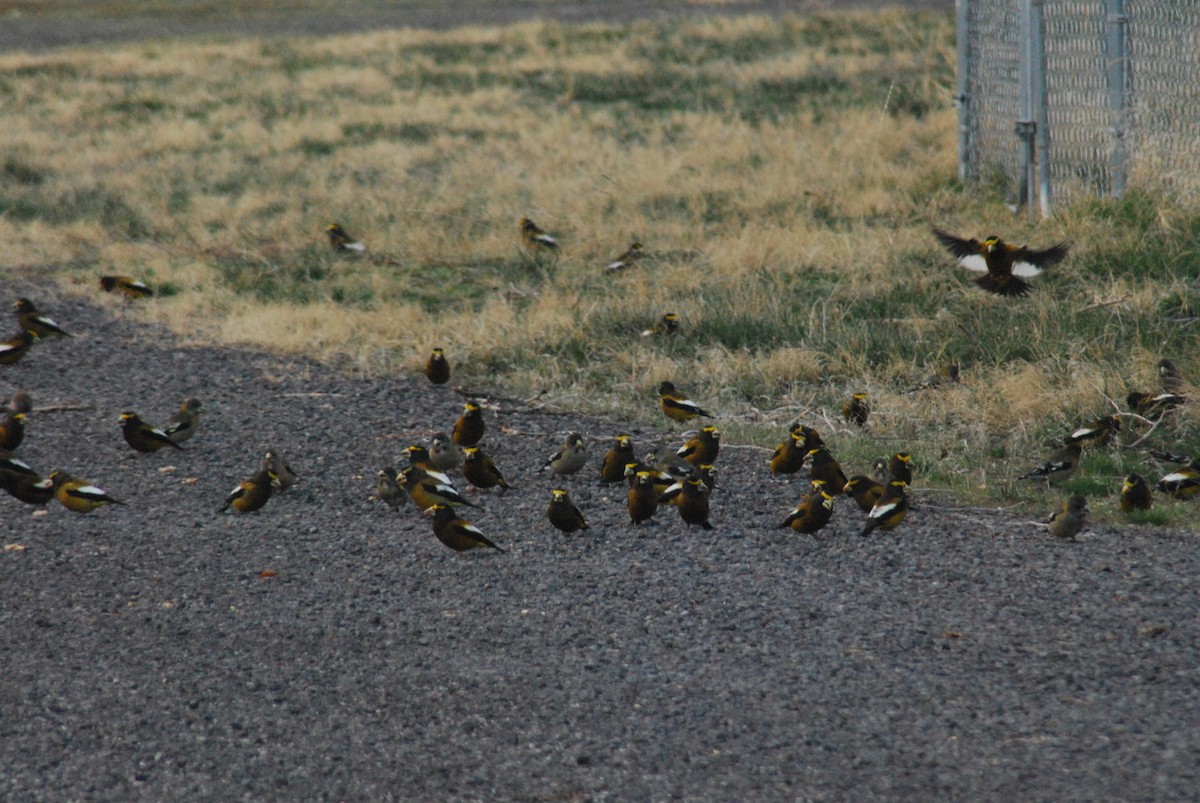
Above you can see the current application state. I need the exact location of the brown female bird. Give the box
[546,488,588,533]
[628,471,660,525]
[218,468,276,513]
[163,398,203,444]
[14,298,71,338]
[8,389,33,414]
[843,475,884,513]
[50,469,125,513]
[808,447,848,495]
[541,433,587,476]
[658,381,712,423]
[600,434,636,483]
[427,504,503,552]
[933,228,1069,297]
[0,412,25,451]
[428,432,462,472]
[376,467,406,511]
[676,425,719,466]
[0,331,37,365]
[424,348,451,385]
[453,400,486,447]
[462,447,513,493]
[262,450,299,492]
[99,275,152,298]
[780,482,835,535]
[1046,495,1088,541]
[861,480,909,536]
[842,393,869,427]
[120,411,183,453]
[1119,473,1152,512]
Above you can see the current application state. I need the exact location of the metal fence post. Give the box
[955,0,972,183]
[1031,0,1051,217]
[1106,0,1129,198]
[1016,0,1035,212]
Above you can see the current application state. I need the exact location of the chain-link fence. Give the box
[957,0,1200,214]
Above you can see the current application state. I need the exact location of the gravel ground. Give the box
[2,280,1198,801]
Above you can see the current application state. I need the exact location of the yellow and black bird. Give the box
[888,452,914,486]
[326,222,365,253]
[1120,473,1152,512]
[219,468,276,513]
[626,460,673,497]
[50,469,124,513]
[628,471,660,525]
[641,313,680,338]
[1046,495,1088,541]
[906,363,961,394]
[8,389,32,414]
[658,381,712,423]
[933,228,1069,298]
[842,393,869,427]
[0,331,37,365]
[843,475,884,513]
[1019,442,1082,485]
[427,504,503,552]
[453,400,486,447]
[779,482,835,535]
[163,398,203,444]
[808,447,848,495]
[542,433,587,476]
[770,430,808,476]
[600,434,636,483]
[403,444,452,484]
[662,476,713,530]
[604,241,643,273]
[0,412,25,451]
[1127,391,1186,420]
[424,348,451,385]
[861,480,909,536]
[119,411,183,453]
[14,298,71,338]
[1064,414,1120,448]
[1158,358,1186,393]
[0,466,54,506]
[676,425,720,466]
[519,217,559,255]
[1156,462,1200,500]
[99,275,152,298]
[462,447,513,493]
[262,450,299,492]
[401,465,479,510]
[428,432,462,472]
[547,488,587,533]
[376,467,406,511]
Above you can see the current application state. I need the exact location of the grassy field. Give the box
[1,9,1198,522]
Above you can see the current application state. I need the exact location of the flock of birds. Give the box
[1,219,1195,549]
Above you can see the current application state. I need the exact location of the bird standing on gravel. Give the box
[453,400,486,447]
[843,475,884,513]
[163,398,203,444]
[119,411,183,453]
[326,223,365,253]
[428,432,462,472]
[401,465,479,510]
[808,447,848,495]
[861,480,909,536]
[262,450,299,492]
[51,469,124,513]
[1046,495,1088,540]
[424,348,451,385]
[780,481,835,535]
[546,488,588,533]
[661,476,713,530]
[219,468,276,514]
[462,447,513,493]
[933,228,1069,298]
[600,434,636,483]
[14,298,71,339]
[770,429,808,476]
[0,411,25,451]
[8,390,32,414]
[0,331,37,365]
[428,504,503,552]
[676,426,719,466]
[658,381,712,423]
[542,433,587,476]
[376,467,405,511]
[628,471,659,525]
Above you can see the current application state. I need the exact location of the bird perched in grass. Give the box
[888,452,914,486]
[660,476,713,530]
[14,298,70,338]
[219,468,276,513]
[519,217,558,255]
[628,471,660,525]
[780,481,835,535]
[604,241,643,273]
[843,475,884,513]
[8,389,32,414]
[932,228,1069,297]
[0,331,37,365]
[1046,495,1088,540]
[162,398,203,444]
[427,504,503,552]
[641,313,680,338]
[1156,462,1200,500]
[808,447,848,495]
[842,393,869,427]
[676,425,719,466]
[658,381,712,423]
[119,411,183,453]
[453,400,486,447]
[906,363,960,394]
[262,450,299,492]
[1120,473,1152,512]
[99,275,152,298]
[462,446,513,493]
[546,488,587,533]
[1127,391,1186,420]
[861,480,909,536]
[401,465,479,510]
[1158,358,1186,393]
[424,348,451,385]
[600,434,636,483]
[0,412,25,451]
[376,467,405,511]
[1064,415,1120,448]
[542,433,587,476]
[1019,442,1082,485]
[50,469,124,513]
[428,432,462,472]
[326,223,365,253]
